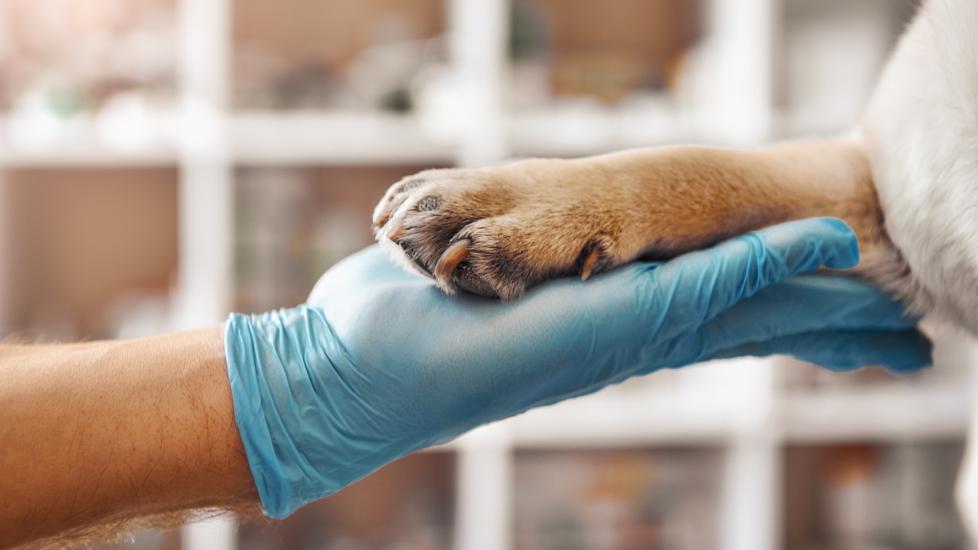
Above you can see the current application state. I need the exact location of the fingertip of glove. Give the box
[883,359,933,375]
[815,217,860,269]
[752,217,859,273]
[885,333,935,374]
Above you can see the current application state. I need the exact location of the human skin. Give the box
[0,327,257,548]
[0,224,931,546]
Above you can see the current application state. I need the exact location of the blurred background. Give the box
[1,0,976,549]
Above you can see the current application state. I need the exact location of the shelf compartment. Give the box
[507,0,702,107]
[232,163,448,313]
[232,0,445,112]
[514,446,723,550]
[237,451,456,550]
[784,440,968,550]
[1,166,178,339]
[0,0,178,114]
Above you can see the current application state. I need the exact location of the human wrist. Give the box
[224,307,344,519]
[0,328,257,547]
[159,326,258,510]
[224,306,443,519]
[89,328,257,520]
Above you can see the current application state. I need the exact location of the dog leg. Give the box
[374,137,899,300]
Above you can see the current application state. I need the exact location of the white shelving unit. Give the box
[2,0,976,548]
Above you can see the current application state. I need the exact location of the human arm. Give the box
[227,218,930,519]
[0,328,257,548]
[0,218,931,546]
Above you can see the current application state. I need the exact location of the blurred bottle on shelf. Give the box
[784,442,967,550]
[514,448,722,550]
[234,167,319,312]
[233,0,445,112]
[506,0,702,109]
[233,164,436,313]
[0,0,178,153]
[0,0,177,114]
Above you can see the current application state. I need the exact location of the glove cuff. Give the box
[224,311,299,519]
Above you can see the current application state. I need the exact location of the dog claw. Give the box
[434,239,471,293]
[374,211,392,227]
[387,223,406,242]
[580,248,601,281]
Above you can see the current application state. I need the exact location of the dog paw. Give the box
[372,163,623,300]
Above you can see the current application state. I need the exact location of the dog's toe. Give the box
[372,165,624,299]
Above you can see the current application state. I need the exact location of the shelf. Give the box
[0,115,180,167]
[230,111,458,165]
[439,380,974,450]
[425,387,740,452]
[465,358,765,448]
[506,101,699,157]
[507,387,745,447]
[0,111,457,167]
[780,385,970,443]
[0,107,763,167]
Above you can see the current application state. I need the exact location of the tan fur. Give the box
[374,137,899,300]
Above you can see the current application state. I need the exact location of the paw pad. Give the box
[416,195,441,212]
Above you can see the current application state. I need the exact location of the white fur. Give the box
[863,0,978,333]
[863,0,978,536]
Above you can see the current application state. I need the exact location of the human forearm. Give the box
[0,327,257,547]
[0,217,933,544]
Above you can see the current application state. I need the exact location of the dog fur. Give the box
[375,0,978,535]
[863,0,978,333]
[374,0,977,342]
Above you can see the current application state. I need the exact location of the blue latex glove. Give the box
[225,217,930,519]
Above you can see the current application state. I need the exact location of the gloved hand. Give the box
[224,217,930,519]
